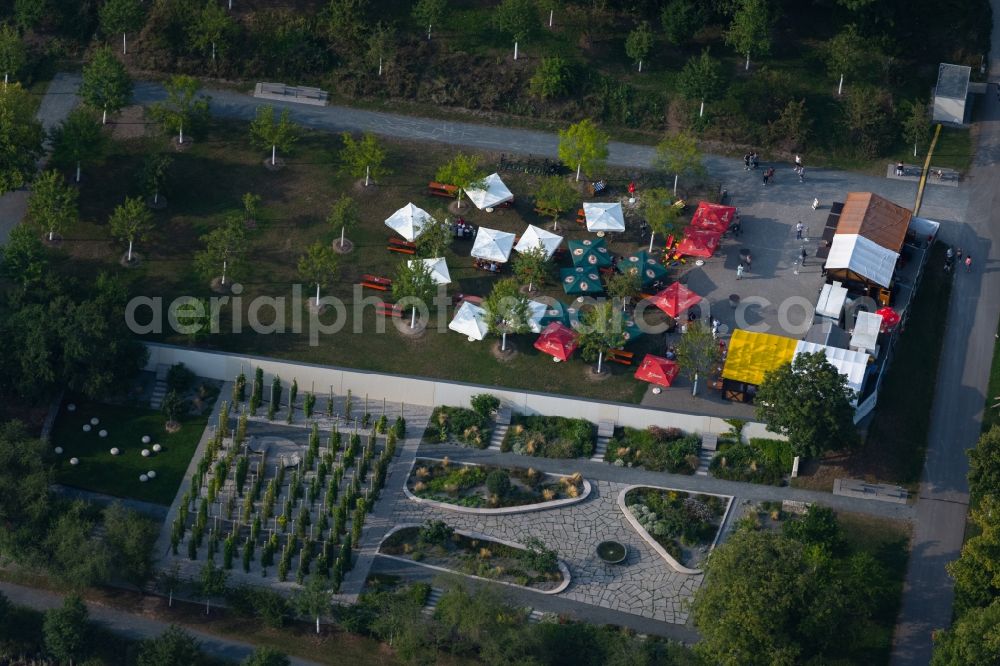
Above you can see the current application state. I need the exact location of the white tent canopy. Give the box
[448,301,488,341]
[385,203,432,242]
[815,281,849,320]
[514,224,563,260]
[850,311,883,355]
[408,257,451,285]
[471,227,516,263]
[526,299,550,334]
[465,173,514,210]
[795,341,869,403]
[583,202,626,233]
[824,234,898,288]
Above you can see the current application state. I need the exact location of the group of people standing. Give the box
[945,246,973,273]
[742,152,805,184]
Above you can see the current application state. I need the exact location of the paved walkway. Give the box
[0,580,319,666]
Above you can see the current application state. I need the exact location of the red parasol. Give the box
[533,322,579,361]
[675,226,721,258]
[650,281,702,318]
[634,354,680,387]
[876,306,901,331]
[691,201,736,235]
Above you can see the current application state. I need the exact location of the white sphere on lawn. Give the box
[141,449,150,457]
[54,447,63,454]
[141,435,151,444]
[98,429,108,438]
[139,474,148,482]
[82,424,91,432]
[147,470,156,479]
[70,457,79,465]
[110,447,120,456]
[90,417,99,425]
[67,404,76,412]
[152,444,162,453]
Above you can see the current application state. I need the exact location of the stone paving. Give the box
[388,477,710,624]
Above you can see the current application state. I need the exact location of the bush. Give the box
[166,362,195,393]
[503,415,594,458]
[529,57,575,99]
[486,470,511,497]
[426,406,491,448]
[470,393,500,418]
[606,427,699,473]
[418,520,453,547]
[709,438,792,485]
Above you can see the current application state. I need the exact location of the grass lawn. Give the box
[58,119,695,404]
[51,399,208,505]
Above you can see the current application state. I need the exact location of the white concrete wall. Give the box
[144,343,772,440]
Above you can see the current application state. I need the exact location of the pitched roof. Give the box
[835,192,912,253]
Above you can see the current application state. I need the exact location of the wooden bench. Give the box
[605,348,634,366]
[389,237,416,249]
[428,181,459,198]
[452,294,483,306]
[376,301,402,318]
[387,244,416,255]
[360,274,392,291]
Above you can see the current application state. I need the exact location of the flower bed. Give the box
[501,415,595,458]
[709,438,794,486]
[379,521,564,591]
[624,487,728,568]
[424,406,492,448]
[408,458,584,509]
[605,426,701,473]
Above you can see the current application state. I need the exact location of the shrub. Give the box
[503,415,594,458]
[530,57,575,99]
[426,406,491,447]
[418,520,453,547]
[607,427,699,473]
[709,439,792,485]
[470,393,500,418]
[485,470,511,498]
[166,362,195,393]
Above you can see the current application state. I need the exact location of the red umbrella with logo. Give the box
[691,201,736,234]
[650,281,702,318]
[634,354,680,387]
[533,322,579,362]
[876,306,901,331]
[675,226,722,258]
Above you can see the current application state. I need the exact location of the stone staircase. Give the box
[149,364,170,410]
[590,419,615,462]
[487,407,512,451]
[527,609,547,624]
[696,433,718,476]
[422,587,444,616]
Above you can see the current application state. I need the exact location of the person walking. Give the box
[800,247,808,267]
[744,252,752,270]
[795,221,804,240]
[763,169,769,186]
[751,152,759,169]
[736,263,744,280]
[956,247,964,262]
[767,167,776,184]
[798,166,805,182]
[744,152,751,171]
[795,154,802,168]
[965,255,973,272]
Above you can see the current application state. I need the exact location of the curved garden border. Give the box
[378,523,572,595]
[402,457,592,515]
[616,485,735,576]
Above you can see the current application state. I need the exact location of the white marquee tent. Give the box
[385,203,432,242]
[448,301,488,341]
[408,257,451,285]
[514,224,563,260]
[471,227,516,263]
[794,341,870,403]
[850,311,883,355]
[815,281,849,320]
[583,202,626,233]
[465,173,514,210]
[823,233,898,289]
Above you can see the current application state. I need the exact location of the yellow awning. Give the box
[722,330,798,385]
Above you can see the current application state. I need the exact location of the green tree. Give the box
[27,170,78,242]
[243,647,291,666]
[625,21,653,72]
[577,301,626,374]
[50,108,107,184]
[661,0,705,45]
[654,131,705,196]
[298,241,340,305]
[140,153,173,206]
[80,46,132,124]
[558,118,609,182]
[99,0,144,54]
[195,216,247,286]
[366,21,396,75]
[251,105,299,167]
[725,0,772,71]
[948,494,1000,613]
[435,153,486,210]
[412,0,447,40]
[103,502,158,588]
[43,594,90,664]
[327,194,360,251]
[969,425,1000,501]
[293,574,331,634]
[825,24,866,94]
[188,0,235,62]
[483,278,530,352]
[932,598,1000,666]
[150,75,210,145]
[529,57,574,99]
[392,258,437,329]
[414,212,452,258]
[339,131,388,187]
[495,0,537,60]
[199,559,228,615]
[677,49,723,117]
[641,186,682,252]
[109,195,154,263]
[842,85,892,158]
[0,83,44,193]
[676,319,719,396]
[606,270,640,311]
[534,175,578,229]
[0,24,26,86]
[0,224,48,288]
[137,625,205,666]
[13,0,45,31]
[162,389,185,426]
[326,0,367,46]
[0,421,52,555]
[45,501,111,588]
[768,99,811,153]
[755,351,858,458]
[242,192,262,226]
[901,99,930,158]
[512,245,549,292]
